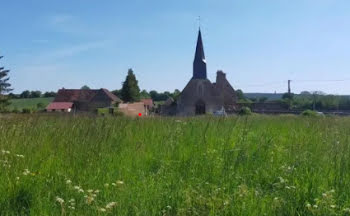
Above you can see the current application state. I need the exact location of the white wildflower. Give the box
[106,202,117,209]
[22,169,30,176]
[95,189,100,193]
[87,189,94,193]
[116,180,124,185]
[330,205,336,208]
[86,196,94,204]
[313,205,318,209]
[104,183,109,188]
[99,208,106,212]
[278,177,285,183]
[66,179,72,184]
[111,183,116,186]
[56,197,65,204]
[306,203,311,208]
[343,208,350,212]
[1,150,10,154]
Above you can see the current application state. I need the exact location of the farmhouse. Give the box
[46,102,73,112]
[176,29,238,115]
[47,88,122,112]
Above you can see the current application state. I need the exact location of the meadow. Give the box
[1,114,350,215]
[8,98,54,111]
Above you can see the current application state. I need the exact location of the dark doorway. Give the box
[195,100,206,115]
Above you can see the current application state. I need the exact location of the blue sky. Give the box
[1,0,350,94]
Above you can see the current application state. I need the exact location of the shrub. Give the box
[238,106,252,115]
[301,109,319,117]
[97,108,109,116]
[12,108,20,113]
[36,103,45,110]
[22,108,32,114]
[113,110,124,117]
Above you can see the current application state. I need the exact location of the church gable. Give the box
[175,29,238,116]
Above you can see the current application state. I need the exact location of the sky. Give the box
[1,0,350,94]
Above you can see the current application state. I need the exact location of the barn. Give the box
[46,88,122,112]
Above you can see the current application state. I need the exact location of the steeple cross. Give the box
[197,16,201,29]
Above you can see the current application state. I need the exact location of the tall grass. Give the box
[1,115,350,215]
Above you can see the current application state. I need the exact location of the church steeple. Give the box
[193,29,207,79]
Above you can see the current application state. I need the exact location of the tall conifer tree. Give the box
[0,56,12,111]
[121,68,140,102]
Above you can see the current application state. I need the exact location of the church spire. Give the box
[193,28,207,79]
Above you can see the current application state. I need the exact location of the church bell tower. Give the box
[193,29,207,79]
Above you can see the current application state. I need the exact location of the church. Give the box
[176,29,238,115]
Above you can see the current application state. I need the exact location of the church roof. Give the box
[194,29,205,62]
[193,29,207,79]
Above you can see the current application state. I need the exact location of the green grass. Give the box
[8,97,54,111]
[1,115,350,215]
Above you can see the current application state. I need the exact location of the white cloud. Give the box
[46,13,85,35]
[46,41,111,59]
[49,14,74,26]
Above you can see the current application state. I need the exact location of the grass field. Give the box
[1,115,350,215]
[8,97,54,111]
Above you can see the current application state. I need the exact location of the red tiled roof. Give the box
[141,98,154,108]
[54,89,122,103]
[46,102,73,110]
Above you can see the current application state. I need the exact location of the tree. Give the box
[0,56,12,111]
[236,89,245,100]
[300,91,311,95]
[43,91,57,98]
[140,89,151,99]
[282,92,294,100]
[81,85,90,90]
[30,90,42,98]
[8,93,19,99]
[172,89,181,100]
[120,69,140,102]
[258,97,268,103]
[112,89,122,98]
[149,90,158,101]
[20,90,30,98]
